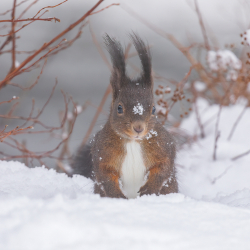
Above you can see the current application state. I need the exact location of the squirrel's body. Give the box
[73,33,178,198]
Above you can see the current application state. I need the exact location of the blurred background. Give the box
[0,0,248,168]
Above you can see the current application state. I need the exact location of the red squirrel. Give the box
[72,33,178,198]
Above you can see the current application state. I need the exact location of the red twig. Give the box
[0,10,50,37]
[17,0,39,20]
[19,99,35,128]
[194,0,210,50]
[0,0,105,89]
[0,17,60,23]
[0,125,33,142]
[81,84,112,146]
[0,96,19,105]
[9,58,47,90]
[0,0,29,16]
[89,23,112,70]
[20,39,65,73]
[90,3,120,16]
[10,0,17,73]
[32,0,68,18]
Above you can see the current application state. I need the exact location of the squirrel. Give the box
[72,33,178,199]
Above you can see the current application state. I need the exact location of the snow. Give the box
[133,103,144,115]
[62,132,68,139]
[156,104,167,115]
[177,98,250,203]
[146,129,158,140]
[75,105,82,114]
[1,98,250,249]
[207,50,242,80]
[15,60,20,68]
[207,50,242,71]
[194,81,206,92]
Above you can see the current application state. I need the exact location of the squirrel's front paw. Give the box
[138,183,160,197]
[113,191,127,199]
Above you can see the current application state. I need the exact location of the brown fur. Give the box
[73,33,178,198]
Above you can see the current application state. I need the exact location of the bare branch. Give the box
[32,0,68,18]
[0,0,29,16]
[0,96,19,105]
[0,17,60,23]
[194,0,210,50]
[0,0,105,88]
[10,0,17,74]
[81,84,112,146]
[89,3,120,16]
[228,105,247,141]
[232,149,250,161]
[17,0,39,20]
[0,125,33,142]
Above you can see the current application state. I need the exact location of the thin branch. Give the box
[19,98,35,128]
[6,101,19,117]
[0,17,60,23]
[89,23,112,70]
[213,130,220,161]
[32,0,68,18]
[9,58,47,90]
[121,4,211,84]
[0,10,50,37]
[20,39,65,73]
[228,105,247,141]
[10,0,17,73]
[232,149,250,161]
[213,104,222,161]
[194,0,210,50]
[0,49,37,55]
[0,96,19,105]
[81,84,112,146]
[0,125,33,142]
[0,36,13,52]
[193,100,205,138]
[0,0,105,88]
[17,0,39,20]
[210,165,233,184]
[213,81,233,161]
[34,80,58,119]
[48,22,88,57]
[89,3,120,16]
[0,0,29,16]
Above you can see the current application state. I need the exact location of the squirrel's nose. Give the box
[133,125,144,134]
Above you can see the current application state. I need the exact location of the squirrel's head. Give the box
[104,33,156,141]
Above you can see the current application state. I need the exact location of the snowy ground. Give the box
[1,99,250,250]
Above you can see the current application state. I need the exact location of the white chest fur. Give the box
[120,141,146,199]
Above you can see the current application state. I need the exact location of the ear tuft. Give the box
[103,34,126,77]
[103,34,126,99]
[130,32,152,86]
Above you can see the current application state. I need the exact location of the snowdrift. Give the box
[1,99,250,250]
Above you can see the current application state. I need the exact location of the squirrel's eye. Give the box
[118,105,123,114]
[152,106,156,115]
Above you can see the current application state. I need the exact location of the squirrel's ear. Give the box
[130,32,152,88]
[104,34,126,99]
